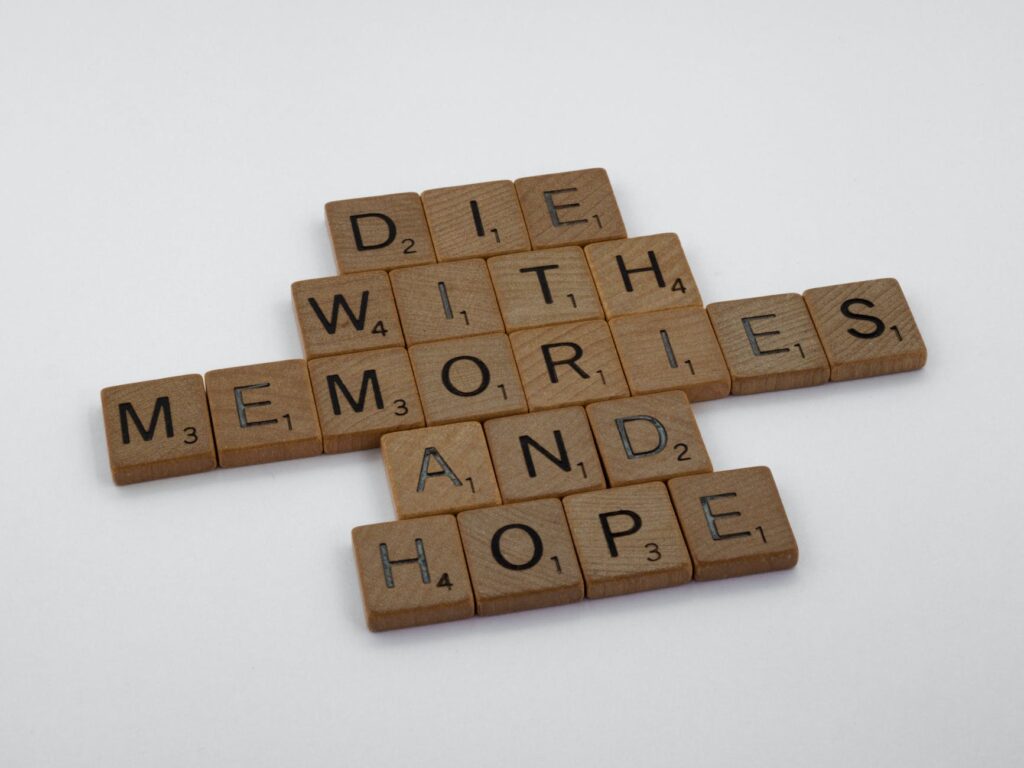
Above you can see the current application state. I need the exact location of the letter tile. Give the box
[458,499,584,616]
[352,515,474,631]
[100,374,217,485]
[563,482,692,598]
[380,421,501,519]
[205,360,322,467]
[667,466,798,580]
[514,168,626,248]
[325,192,435,273]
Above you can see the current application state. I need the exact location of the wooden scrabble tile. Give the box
[308,348,425,453]
[325,192,436,273]
[205,360,322,467]
[100,374,217,485]
[514,168,627,248]
[421,180,531,261]
[389,259,505,345]
[487,247,603,331]
[584,233,702,318]
[291,272,404,359]
[483,407,605,503]
[409,333,527,426]
[457,499,584,616]
[381,421,501,519]
[667,466,798,581]
[803,277,927,382]
[509,320,629,411]
[706,293,830,395]
[586,390,712,487]
[563,482,692,598]
[352,515,474,631]
[609,307,731,401]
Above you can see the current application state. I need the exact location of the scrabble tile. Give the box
[381,421,501,519]
[409,333,527,426]
[509,320,629,411]
[609,307,731,402]
[487,247,603,331]
[563,482,692,598]
[291,272,404,359]
[389,259,505,345]
[668,467,798,581]
[421,180,531,261]
[483,407,605,503]
[325,192,436,273]
[584,233,702,318]
[514,168,627,248]
[803,277,927,382]
[308,348,425,453]
[100,374,217,485]
[457,499,584,616]
[205,360,322,467]
[352,515,474,631]
[586,390,712,487]
[707,293,830,395]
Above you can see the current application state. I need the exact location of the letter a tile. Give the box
[352,515,475,631]
[380,421,501,519]
[101,374,217,485]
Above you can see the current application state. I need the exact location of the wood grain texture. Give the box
[291,272,404,359]
[409,333,527,426]
[389,258,505,346]
[457,498,584,616]
[563,482,692,598]
[308,348,425,453]
[609,307,731,401]
[586,390,712,487]
[381,421,501,519]
[205,360,322,467]
[514,168,626,248]
[584,233,702,318]
[509,319,629,411]
[421,180,531,261]
[487,247,603,331]
[803,277,927,382]
[101,374,217,485]
[326,192,436,273]
[352,515,474,631]
[667,466,798,581]
[483,406,605,503]
[707,293,830,395]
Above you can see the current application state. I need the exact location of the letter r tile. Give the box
[586,390,712,487]
[352,515,475,631]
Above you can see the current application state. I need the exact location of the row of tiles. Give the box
[295,233,702,354]
[325,168,629,274]
[101,271,926,485]
[354,467,798,631]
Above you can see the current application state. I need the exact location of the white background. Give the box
[2,1,1022,766]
